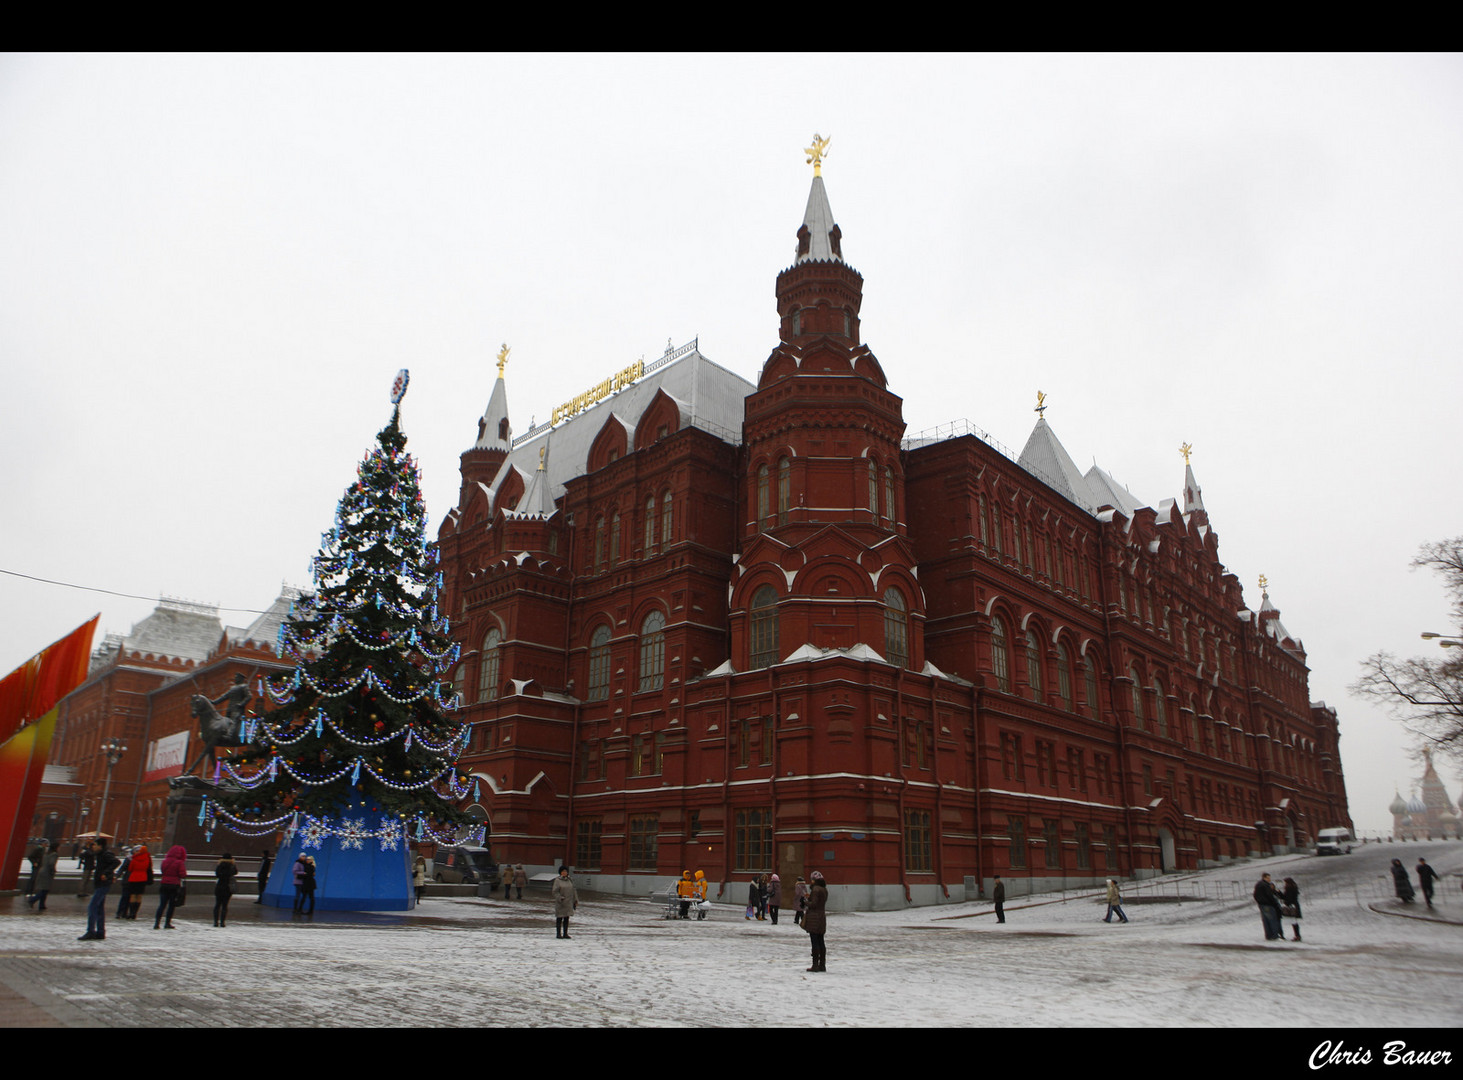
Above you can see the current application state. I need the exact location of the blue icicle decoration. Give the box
[473,778,480,800]
[314,712,324,737]
[351,758,362,786]
[197,798,208,825]
[404,727,413,751]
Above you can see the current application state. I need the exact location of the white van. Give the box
[1315,827,1353,855]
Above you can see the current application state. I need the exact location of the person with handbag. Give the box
[1280,877,1302,942]
[153,845,188,929]
[214,852,239,927]
[27,846,59,912]
[1103,878,1129,924]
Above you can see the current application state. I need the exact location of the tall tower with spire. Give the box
[730,137,921,670]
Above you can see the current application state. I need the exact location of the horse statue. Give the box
[179,693,247,781]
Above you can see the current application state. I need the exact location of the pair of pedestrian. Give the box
[1253,872,1302,941]
[291,853,317,914]
[119,844,153,919]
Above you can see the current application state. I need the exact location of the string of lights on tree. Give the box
[207,370,483,849]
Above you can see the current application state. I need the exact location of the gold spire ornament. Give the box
[538,446,547,471]
[1035,390,1047,419]
[1258,574,1269,592]
[805,133,831,177]
[1180,442,1193,465]
[496,343,511,378]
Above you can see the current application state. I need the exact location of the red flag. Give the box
[0,617,98,890]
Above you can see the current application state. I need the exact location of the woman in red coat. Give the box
[124,845,153,920]
[153,845,187,929]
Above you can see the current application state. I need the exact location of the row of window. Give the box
[591,491,675,573]
[572,810,769,872]
[752,458,898,531]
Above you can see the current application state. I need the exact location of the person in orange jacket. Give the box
[676,870,696,919]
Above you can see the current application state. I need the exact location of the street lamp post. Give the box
[1420,632,1462,649]
[97,739,127,844]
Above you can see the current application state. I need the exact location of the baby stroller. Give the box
[658,882,710,920]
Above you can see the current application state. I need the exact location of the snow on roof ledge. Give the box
[782,642,889,664]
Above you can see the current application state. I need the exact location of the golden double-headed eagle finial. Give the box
[1258,574,1269,593]
[1180,442,1193,465]
[805,133,831,177]
[1035,390,1047,418]
[496,343,511,378]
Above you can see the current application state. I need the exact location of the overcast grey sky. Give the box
[2,53,1459,834]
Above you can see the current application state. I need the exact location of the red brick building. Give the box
[44,593,296,853]
[440,169,1351,909]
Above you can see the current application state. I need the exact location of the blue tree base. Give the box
[262,822,415,912]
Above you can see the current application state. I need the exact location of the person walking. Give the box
[767,873,782,925]
[153,844,187,929]
[513,864,527,900]
[793,875,809,927]
[501,863,513,899]
[1390,858,1416,904]
[114,846,134,918]
[551,865,577,939]
[123,844,153,920]
[299,855,316,915]
[213,852,238,927]
[79,839,119,941]
[413,856,428,902]
[24,842,46,902]
[254,849,272,904]
[746,876,759,920]
[1416,858,1438,908]
[802,870,828,972]
[1280,877,1303,942]
[1103,878,1129,924]
[993,874,1006,924]
[1254,872,1284,940]
[27,845,60,912]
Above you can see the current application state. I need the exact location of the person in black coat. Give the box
[1280,877,1302,942]
[802,871,829,972]
[992,874,1006,924]
[1416,858,1438,908]
[80,840,119,941]
[214,853,239,927]
[255,849,272,905]
[1390,859,1415,904]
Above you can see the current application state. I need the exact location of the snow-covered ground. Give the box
[2,840,1461,1029]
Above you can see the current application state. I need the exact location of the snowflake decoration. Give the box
[338,817,367,851]
[378,816,402,852]
[299,816,328,851]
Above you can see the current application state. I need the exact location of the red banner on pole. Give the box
[0,617,98,891]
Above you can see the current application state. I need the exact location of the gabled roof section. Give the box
[1084,465,1145,517]
[1017,418,1097,513]
[227,585,308,648]
[1183,461,1205,515]
[120,598,224,662]
[487,343,754,506]
[506,442,557,520]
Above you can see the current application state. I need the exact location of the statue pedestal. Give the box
[261,810,414,912]
[164,778,255,857]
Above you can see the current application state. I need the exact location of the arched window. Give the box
[645,494,656,553]
[593,516,605,573]
[638,610,665,692]
[661,490,673,547]
[991,615,1011,693]
[1153,677,1168,737]
[1056,641,1074,712]
[777,457,790,526]
[750,585,779,669]
[478,627,501,702]
[587,625,611,702]
[868,460,878,517]
[884,587,908,668]
[884,466,895,527]
[610,510,621,563]
[756,464,770,531]
[1025,629,1043,700]
[1084,654,1099,715]
[1129,664,1144,725]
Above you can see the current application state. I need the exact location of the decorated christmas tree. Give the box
[206,371,481,910]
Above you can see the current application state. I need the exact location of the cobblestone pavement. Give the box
[3,848,1463,1028]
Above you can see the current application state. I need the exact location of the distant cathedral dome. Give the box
[1407,791,1427,816]
[1389,791,1408,816]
